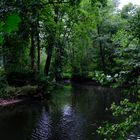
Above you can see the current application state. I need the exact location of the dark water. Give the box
[127,126,140,140]
[0,83,123,140]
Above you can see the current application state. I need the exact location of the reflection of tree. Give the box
[31,106,52,140]
[71,84,121,120]
[70,84,122,139]
[71,84,102,119]
[71,88,77,108]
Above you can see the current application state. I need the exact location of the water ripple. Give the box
[31,107,52,140]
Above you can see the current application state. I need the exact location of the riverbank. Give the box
[0,85,45,107]
[0,79,114,107]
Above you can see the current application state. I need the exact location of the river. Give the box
[0,82,139,140]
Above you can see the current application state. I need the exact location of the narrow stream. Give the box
[0,83,136,140]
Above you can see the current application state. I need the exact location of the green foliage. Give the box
[88,71,113,85]
[37,74,50,86]
[37,73,55,94]
[0,36,4,45]
[0,68,16,99]
[0,84,38,99]
[96,4,140,139]
[121,3,136,19]
[62,72,72,79]
[129,9,140,39]
[0,86,16,99]
[4,14,21,33]
[97,99,140,139]
[16,85,38,96]
[0,14,21,45]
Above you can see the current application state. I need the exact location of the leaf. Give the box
[4,14,21,33]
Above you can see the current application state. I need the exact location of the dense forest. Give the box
[0,0,140,139]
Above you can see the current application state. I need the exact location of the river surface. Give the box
[0,82,138,140]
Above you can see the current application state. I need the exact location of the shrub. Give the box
[97,99,140,139]
[88,71,113,85]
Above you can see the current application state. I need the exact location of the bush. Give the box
[88,71,113,85]
[0,86,16,99]
[62,72,72,79]
[6,71,36,86]
[97,99,140,139]
[37,74,54,94]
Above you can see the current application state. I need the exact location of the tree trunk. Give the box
[30,27,35,71]
[37,18,40,72]
[44,5,58,76]
[44,34,54,76]
[54,41,63,81]
[97,24,106,73]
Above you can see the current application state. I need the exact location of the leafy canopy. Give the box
[0,14,21,44]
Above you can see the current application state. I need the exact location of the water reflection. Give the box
[31,107,52,140]
[31,103,85,140]
[127,126,140,140]
[128,135,140,140]
[60,104,85,140]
